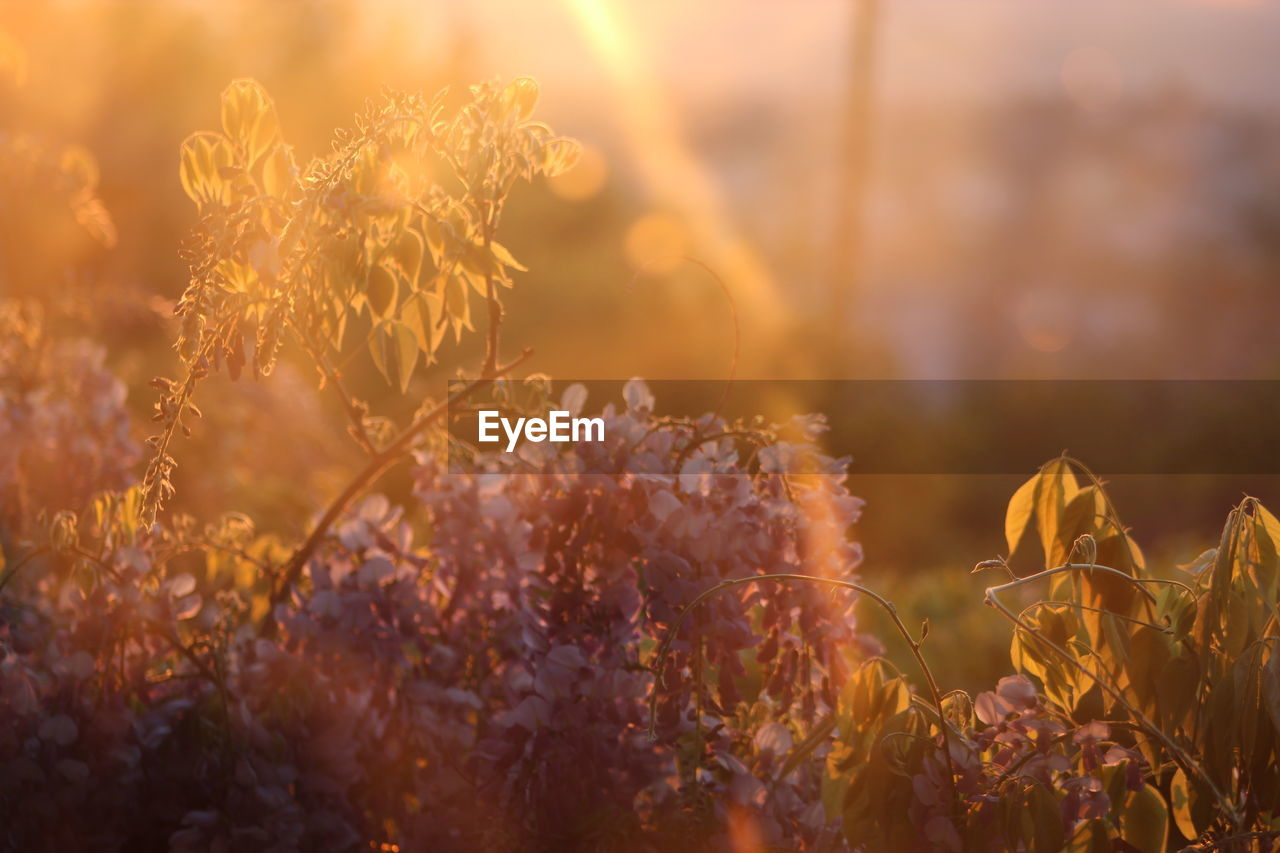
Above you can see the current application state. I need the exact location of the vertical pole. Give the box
[828,0,880,361]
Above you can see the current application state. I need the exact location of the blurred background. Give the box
[3,0,1279,691]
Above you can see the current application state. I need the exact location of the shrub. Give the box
[1,71,1278,853]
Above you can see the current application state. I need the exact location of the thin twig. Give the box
[1182,830,1280,852]
[0,545,49,595]
[259,347,534,633]
[291,323,376,455]
[985,562,1238,826]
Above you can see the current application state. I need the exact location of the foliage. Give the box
[2,75,866,851]
[782,457,1280,852]
[2,68,1280,853]
[143,76,579,523]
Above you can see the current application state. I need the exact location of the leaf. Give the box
[541,137,581,177]
[389,321,419,394]
[178,131,235,209]
[388,228,425,283]
[399,291,442,362]
[1010,605,1080,711]
[367,263,399,319]
[1005,473,1038,559]
[490,240,527,272]
[1255,502,1280,553]
[1035,458,1078,568]
[1065,819,1109,853]
[260,143,296,198]
[1169,767,1210,842]
[1026,783,1065,853]
[503,77,539,121]
[1002,781,1064,853]
[220,78,280,166]
[1061,486,1104,546]
[1263,644,1280,737]
[369,322,391,384]
[1117,783,1168,853]
[445,274,471,339]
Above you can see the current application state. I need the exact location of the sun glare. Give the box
[563,0,785,333]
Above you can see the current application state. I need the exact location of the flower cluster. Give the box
[0,301,138,534]
[1,359,870,850]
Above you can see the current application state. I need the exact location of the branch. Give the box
[291,323,376,455]
[0,546,50,595]
[259,346,533,633]
[481,203,502,378]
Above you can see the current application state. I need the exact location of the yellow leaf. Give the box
[400,291,442,362]
[388,228,425,283]
[220,78,280,166]
[1005,473,1038,558]
[390,322,419,394]
[367,263,399,319]
[490,240,527,272]
[1036,458,1078,567]
[178,131,235,209]
[259,144,296,199]
[541,137,581,177]
[503,77,540,122]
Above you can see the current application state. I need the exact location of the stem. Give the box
[292,324,376,455]
[1183,830,1280,853]
[0,546,49,595]
[481,200,501,378]
[259,347,533,633]
[647,572,960,816]
[985,562,1239,826]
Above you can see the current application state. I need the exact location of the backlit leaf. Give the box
[220,78,280,166]
[1117,783,1168,853]
[390,321,418,393]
